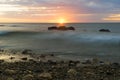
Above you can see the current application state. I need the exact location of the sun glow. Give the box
[59,18,66,24]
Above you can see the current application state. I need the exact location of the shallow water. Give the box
[0,23,120,62]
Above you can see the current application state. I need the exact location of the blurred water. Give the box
[0,23,120,62]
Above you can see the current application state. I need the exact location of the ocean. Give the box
[0,23,120,62]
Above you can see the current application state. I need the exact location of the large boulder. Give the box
[99,29,111,32]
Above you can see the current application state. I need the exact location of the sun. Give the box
[58,18,66,24]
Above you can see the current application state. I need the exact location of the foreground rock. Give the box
[0,59,119,80]
[0,49,119,80]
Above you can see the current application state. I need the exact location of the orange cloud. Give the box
[103,14,120,21]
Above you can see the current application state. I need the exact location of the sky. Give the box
[0,0,120,23]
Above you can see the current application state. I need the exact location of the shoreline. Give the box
[0,49,120,80]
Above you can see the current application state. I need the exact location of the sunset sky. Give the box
[0,0,120,23]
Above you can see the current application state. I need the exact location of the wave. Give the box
[33,31,120,43]
[0,31,11,35]
[1,31,120,44]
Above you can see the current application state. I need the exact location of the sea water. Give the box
[0,23,120,62]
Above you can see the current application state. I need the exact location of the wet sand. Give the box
[0,49,120,80]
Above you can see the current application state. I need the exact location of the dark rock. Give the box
[39,54,46,58]
[21,57,28,61]
[0,49,4,52]
[99,29,111,32]
[10,57,15,60]
[67,26,75,30]
[57,26,67,30]
[48,26,75,31]
[111,63,120,68]
[48,26,57,30]
[22,49,32,54]
[0,70,2,74]
[0,60,4,63]
[49,54,54,57]
[47,60,57,65]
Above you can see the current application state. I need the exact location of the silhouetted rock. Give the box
[48,26,75,31]
[68,26,75,30]
[99,29,111,32]
[48,26,57,30]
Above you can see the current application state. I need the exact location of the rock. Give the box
[47,60,57,65]
[7,77,14,80]
[21,57,28,61]
[39,54,46,58]
[39,72,52,79]
[22,49,32,54]
[57,26,67,30]
[48,26,75,31]
[22,74,34,80]
[67,26,75,30]
[10,57,15,60]
[49,54,54,57]
[99,29,111,32]
[111,63,120,68]
[67,69,77,75]
[4,69,16,75]
[0,70,2,74]
[92,58,99,64]
[0,59,4,63]
[82,60,92,64]
[48,26,57,30]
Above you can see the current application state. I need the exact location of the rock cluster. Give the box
[0,49,119,80]
[48,26,75,31]
[0,58,119,80]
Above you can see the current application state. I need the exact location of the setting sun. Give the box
[58,18,66,24]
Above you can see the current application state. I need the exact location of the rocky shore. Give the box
[0,49,120,80]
